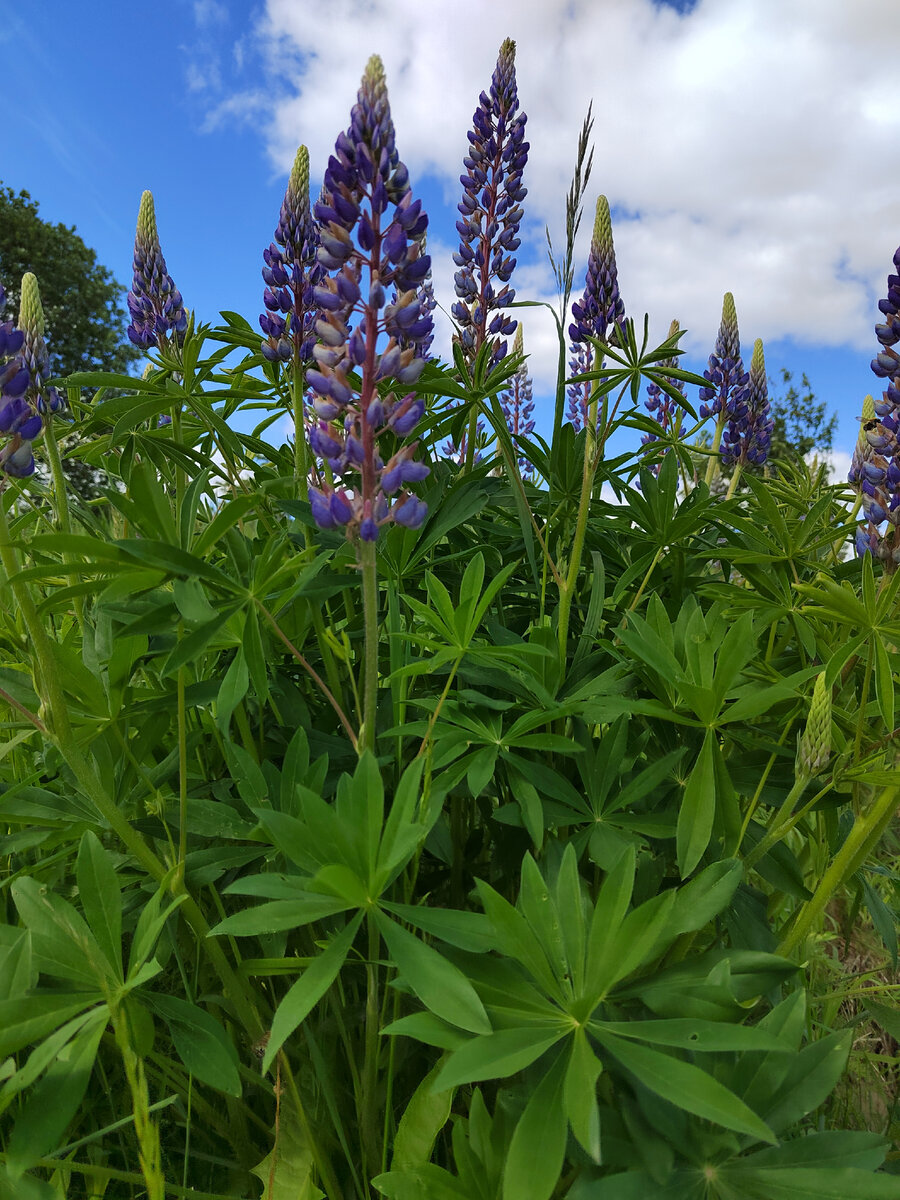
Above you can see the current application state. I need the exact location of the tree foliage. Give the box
[0,183,140,379]
[767,367,838,465]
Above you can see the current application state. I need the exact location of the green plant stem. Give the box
[360,537,378,754]
[627,545,664,614]
[292,360,309,498]
[724,461,744,500]
[558,392,598,660]
[743,773,810,868]
[33,1159,233,1200]
[177,653,188,871]
[361,912,382,1190]
[41,414,86,631]
[703,414,727,488]
[463,404,478,474]
[778,778,900,956]
[256,598,358,750]
[113,1012,165,1200]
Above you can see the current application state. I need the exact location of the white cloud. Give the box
[202,0,900,395]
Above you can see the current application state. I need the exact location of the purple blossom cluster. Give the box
[126,191,187,350]
[698,292,749,429]
[500,326,535,477]
[851,246,900,562]
[443,419,485,467]
[641,319,685,472]
[452,39,528,365]
[720,338,773,468]
[0,284,36,478]
[260,145,323,364]
[306,55,433,541]
[567,196,625,433]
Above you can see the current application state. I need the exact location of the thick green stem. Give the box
[704,414,727,488]
[463,403,478,474]
[558,392,598,660]
[41,414,85,630]
[292,360,309,498]
[778,779,900,956]
[360,538,378,754]
[361,912,381,1189]
[743,774,810,868]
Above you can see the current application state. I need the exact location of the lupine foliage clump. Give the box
[0,43,899,1200]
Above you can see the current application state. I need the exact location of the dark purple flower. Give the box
[0,277,45,479]
[451,39,528,366]
[260,145,323,364]
[567,195,625,432]
[720,337,773,468]
[306,56,431,541]
[126,191,187,350]
[698,292,749,427]
[500,325,535,477]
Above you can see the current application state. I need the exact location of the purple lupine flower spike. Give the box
[500,325,535,477]
[395,234,434,361]
[306,55,432,540]
[851,244,900,565]
[698,292,748,427]
[0,275,46,478]
[126,191,187,350]
[451,38,528,366]
[260,145,322,364]
[721,338,773,468]
[566,195,625,432]
[641,318,685,472]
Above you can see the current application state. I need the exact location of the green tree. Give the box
[767,367,837,465]
[0,183,140,378]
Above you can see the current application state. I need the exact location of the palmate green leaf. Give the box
[593,1030,776,1143]
[565,1026,602,1163]
[263,912,363,1074]
[677,729,717,877]
[75,831,123,979]
[0,931,34,1001]
[502,1049,569,1200]
[0,1009,102,1116]
[216,647,249,735]
[383,1012,470,1051]
[382,903,495,953]
[208,893,352,937]
[720,1166,900,1199]
[476,878,561,998]
[148,993,241,1096]
[434,1026,567,1090]
[758,1030,852,1135]
[12,878,110,988]
[0,996,102,1059]
[392,1057,456,1172]
[591,1017,788,1053]
[375,912,491,1035]
[4,1009,106,1173]
[373,1165,469,1200]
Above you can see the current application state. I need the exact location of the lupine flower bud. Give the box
[306,56,432,540]
[698,293,749,426]
[566,196,625,432]
[720,337,774,468]
[451,39,529,366]
[500,325,535,477]
[260,145,323,364]
[126,191,187,349]
[642,318,685,471]
[796,672,832,776]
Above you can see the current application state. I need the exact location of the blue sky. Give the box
[3,0,899,478]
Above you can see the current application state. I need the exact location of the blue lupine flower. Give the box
[260,145,322,364]
[451,39,528,366]
[698,292,749,428]
[500,325,535,477]
[126,192,187,349]
[641,318,685,472]
[0,275,47,479]
[720,338,773,468]
[567,195,625,432]
[850,244,900,563]
[306,55,432,540]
